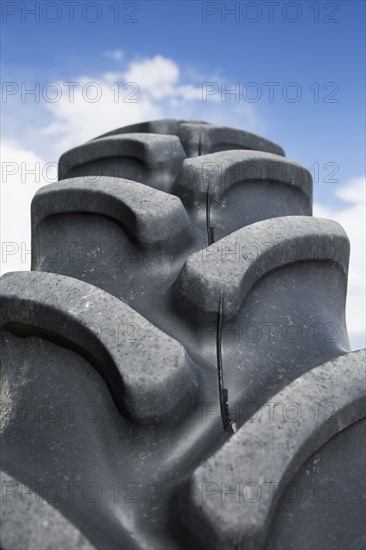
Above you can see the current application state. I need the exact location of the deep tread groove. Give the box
[206,181,215,246]
[216,291,235,433]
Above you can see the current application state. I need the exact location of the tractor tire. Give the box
[1,119,365,550]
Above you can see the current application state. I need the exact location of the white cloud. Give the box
[1,141,57,274]
[37,55,257,157]
[314,176,366,350]
[123,55,179,99]
[103,49,124,61]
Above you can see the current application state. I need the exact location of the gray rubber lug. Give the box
[173,150,311,207]
[30,166,315,304]
[92,118,184,139]
[91,118,284,157]
[0,271,198,425]
[177,122,285,157]
[32,176,196,254]
[169,215,350,430]
[0,470,95,550]
[179,349,366,550]
[175,216,349,318]
[173,150,312,240]
[58,133,186,192]
[265,418,366,550]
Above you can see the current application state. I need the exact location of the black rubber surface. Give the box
[1,119,365,550]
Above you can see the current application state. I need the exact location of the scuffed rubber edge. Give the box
[0,271,197,425]
[173,150,312,207]
[178,122,285,157]
[58,133,186,186]
[175,216,349,317]
[181,349,366,550]
[91,119,285,157]
[92,118,184,140]
[31,176,196,254]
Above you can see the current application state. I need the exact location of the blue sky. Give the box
[2,1,365,202]
[1,0,365,347]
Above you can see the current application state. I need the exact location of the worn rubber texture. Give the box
[91,119,286,157]
[1,119,365,550]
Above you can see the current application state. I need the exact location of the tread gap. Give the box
[216,291,236,433]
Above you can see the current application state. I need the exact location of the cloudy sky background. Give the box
[1,0,365,348]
